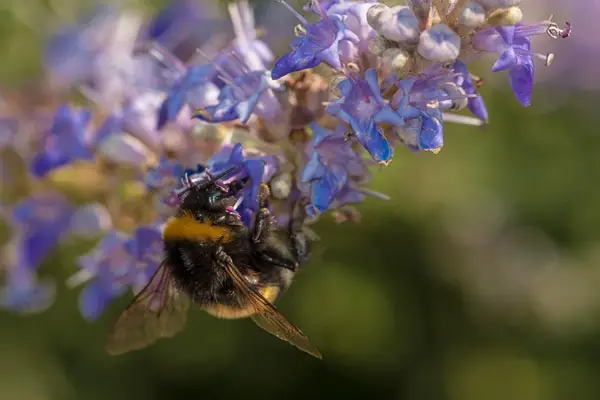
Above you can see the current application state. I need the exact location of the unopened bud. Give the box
[458,1,486,27]
[368,35,390,56]
[382,48,409,73]
[368,5,420,43]
[270,172,292,199]
[477,0,522,10]
[417,24,461,62]
[366,4,390,30]
[97,133,154,169]
[486,6,523,26]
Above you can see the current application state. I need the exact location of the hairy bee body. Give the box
[106,173,321,358]
[164,231,295,319]
[162,182,303,318]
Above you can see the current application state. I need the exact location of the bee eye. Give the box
[209,193,220,203]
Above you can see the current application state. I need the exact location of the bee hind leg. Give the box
[288,197,310,265]
[251,184,299,271]
[251,183,274,244]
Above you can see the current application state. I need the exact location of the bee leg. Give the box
[252,184,298,271]
[251,183,274,244]
[289,197,310,265]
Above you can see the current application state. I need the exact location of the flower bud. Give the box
[486,6,523,26]
[368,5,420,43]
[366,4,389,30]
[458,1,486,28]
[270,172,293,199]
[418,24,461,62]
[97,133,155,168]
[382,48,410,73]
[69,203,112,237]
[477,0,522,9]
[368,35,390,56]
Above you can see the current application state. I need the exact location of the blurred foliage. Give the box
[2,1,600,399]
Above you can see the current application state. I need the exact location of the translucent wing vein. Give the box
[221,255,322,359]
[106,263,190,356]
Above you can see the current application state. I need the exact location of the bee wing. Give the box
[221,257,322,359]
[106,262,190,356]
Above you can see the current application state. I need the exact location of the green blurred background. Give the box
[1,1,600,399]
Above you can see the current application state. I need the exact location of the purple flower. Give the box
[474,26,535,106]
[302,152,349,215]
[93,113,123,147]
[44,6,118,86]
[145,0,211,47]
[71,232,134,320]
[130,44,186,93]
[326,68,405,163]
[91,110,154,168]
[416,108,444,152]
[228,0,275,70]
[271,3,359,79]
[145,157,187,210]
[146,156,186,190]
[453,60,489,122]
[10,194,74,270]
[30,105,93,177]
[142,0,225,62]
[301,123,372,216]
[157,64,219,130]
[0,194,70,312]
[193,71,281,124]
[68,203,113,237]
[473,20,570,106]
[0,265,56,314]
[121,91,165,149]
[325,1,377,51]
[389,74,452,152]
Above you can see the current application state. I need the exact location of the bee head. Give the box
[178,167,249,226]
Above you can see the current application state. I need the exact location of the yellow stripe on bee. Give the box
[259,285,280,303]
[202,285,281,320]
[163,213,233,243]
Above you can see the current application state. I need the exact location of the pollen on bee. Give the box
[163,212,233,243]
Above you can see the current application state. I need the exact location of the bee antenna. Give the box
[209,166,241,183]
[175,166,242,199]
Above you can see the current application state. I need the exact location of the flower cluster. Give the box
[0,0,570,319]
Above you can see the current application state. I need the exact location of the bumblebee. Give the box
[106,169,321,359]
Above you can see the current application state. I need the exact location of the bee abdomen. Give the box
[202,304,257,319]
[201,285,281,319]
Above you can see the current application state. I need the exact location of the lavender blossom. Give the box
[271,0,359,79]
[10,194,74,270]
[326,68,403,163]
[473,19,571,106]
[30,105,93,177]
[302,123,374,216]
[193,71,282,124]
[158,65,219,129]
[70,232,134,320]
